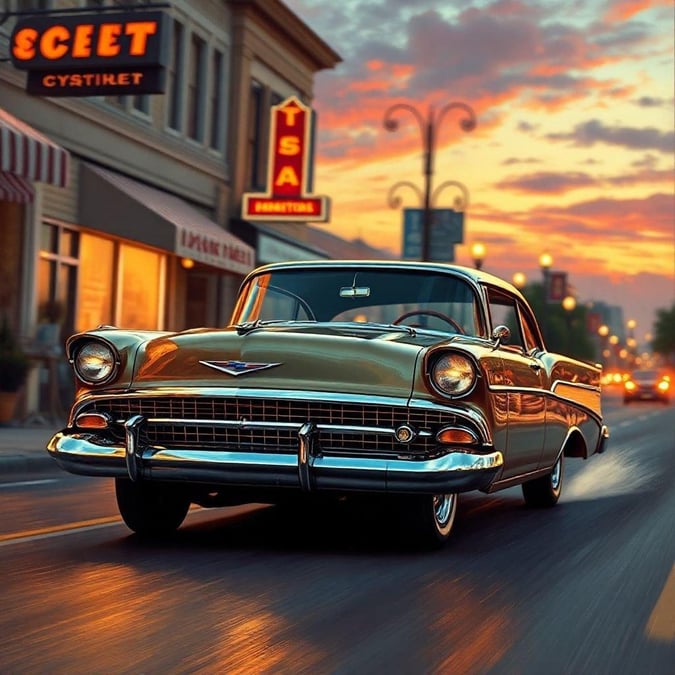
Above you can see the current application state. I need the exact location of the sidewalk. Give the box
[0,422,64,474]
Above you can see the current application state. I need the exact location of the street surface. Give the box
[1,390,673,674]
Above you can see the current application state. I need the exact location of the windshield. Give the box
[231,268,483,336]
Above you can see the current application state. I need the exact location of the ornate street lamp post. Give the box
[383,102,476,261]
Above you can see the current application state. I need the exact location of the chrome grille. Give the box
[82,397,462,458]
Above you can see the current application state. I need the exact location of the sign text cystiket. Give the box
[242,96,330,222]
[10,11,169,96]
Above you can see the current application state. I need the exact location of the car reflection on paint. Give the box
[47,261,609,549]
[623,369,670,405]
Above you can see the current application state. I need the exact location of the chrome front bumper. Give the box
[47,428,504,494]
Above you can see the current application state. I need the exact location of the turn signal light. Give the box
[436,427,477,445]
[75,412,111,429]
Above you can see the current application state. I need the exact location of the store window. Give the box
[38,221,78,341]
[77,233,114,332]
[75,234,165,331]
[118,244,164,329]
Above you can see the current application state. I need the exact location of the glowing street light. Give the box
[539,252,553,274]
[471,242,486,270]
[512,272,527,289]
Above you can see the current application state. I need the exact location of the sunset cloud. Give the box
[284,0,674,334]
[546,120,675,153]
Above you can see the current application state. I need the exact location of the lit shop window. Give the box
[118,244,165,329]
[76,233,114,333]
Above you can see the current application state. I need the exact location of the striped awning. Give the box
[0,107,70,193]
[0,171,34,204]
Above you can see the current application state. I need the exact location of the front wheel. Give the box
[398,493,458,550]
[522,454,564,507]
[115,478,190,536]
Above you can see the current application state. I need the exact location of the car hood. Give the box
[130,324,448,399]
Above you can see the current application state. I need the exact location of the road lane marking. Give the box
[0,505,212,548]
[646,564,675,642]
[0,516,121,547]
[0,479,59,489]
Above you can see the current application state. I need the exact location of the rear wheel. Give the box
[522,454,564,507]
[115,478,190,536]
[398,493,458,549]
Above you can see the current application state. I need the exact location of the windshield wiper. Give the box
[235,320,264,335]
[235,319,318,335]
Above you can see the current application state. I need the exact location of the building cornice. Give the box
[228,0,341,73]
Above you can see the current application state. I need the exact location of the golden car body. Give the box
[48,260,609,548]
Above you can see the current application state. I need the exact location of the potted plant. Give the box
[0,315,31,424]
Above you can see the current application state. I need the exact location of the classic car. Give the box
[47,260,609,548]
[623,369,670,404]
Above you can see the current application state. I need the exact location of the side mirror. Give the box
[491,324,510,348]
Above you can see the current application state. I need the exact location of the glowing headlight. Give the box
[431,353,476,397]
[658,380,669,392]
[73,341,118,384]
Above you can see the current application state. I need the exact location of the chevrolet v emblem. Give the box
[199,360,282,376]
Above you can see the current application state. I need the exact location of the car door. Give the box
[486,287,547,478]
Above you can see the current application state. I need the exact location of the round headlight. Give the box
[73,341,118,384]
[431,353,476,397]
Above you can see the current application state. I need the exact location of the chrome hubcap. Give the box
[433,494,455,527]
[551,457,562,490]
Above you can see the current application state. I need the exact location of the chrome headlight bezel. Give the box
[71,340,120,385]
[428,352,477,398]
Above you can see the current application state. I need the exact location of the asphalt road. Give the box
[1,391,673,674]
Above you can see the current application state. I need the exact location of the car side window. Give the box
[518,301,543,352]
[486,287,524,350]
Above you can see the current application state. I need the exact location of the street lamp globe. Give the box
[471,242,486,270]
[598,324,609,337]
[512,272,527,288]
[562,295,576,312]
[539,252,553,270]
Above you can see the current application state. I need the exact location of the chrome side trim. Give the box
[550,380,600,392]
[488,383,603,422]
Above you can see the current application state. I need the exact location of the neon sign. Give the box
[242,96,330,222]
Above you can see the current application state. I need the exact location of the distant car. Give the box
[47,261,609,548]
[623,369,670,404]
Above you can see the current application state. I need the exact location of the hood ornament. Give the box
[200,360,282,376]
[199,361,281,377]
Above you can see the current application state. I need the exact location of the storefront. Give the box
[0,106,70,329]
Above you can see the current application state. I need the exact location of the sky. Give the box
[282,0,674,345]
